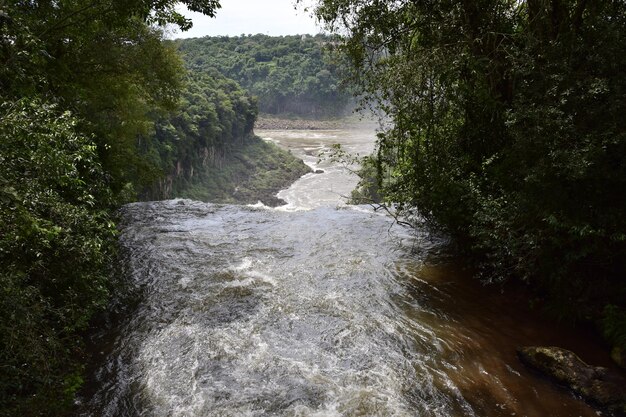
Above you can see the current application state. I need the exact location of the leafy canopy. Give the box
[310,0,626,323]
[0,0,222,414]
[178,34,353,117]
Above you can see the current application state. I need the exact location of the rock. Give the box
[261,196,287,208]
[518,346,626,414]
[314,169,324,174]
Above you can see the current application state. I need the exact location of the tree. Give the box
[1,0,221,197]
[0,98,115,414]
[0,1,223,414]
[178,34,353,116]
[310,0,626,327]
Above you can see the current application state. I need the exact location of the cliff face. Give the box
[153,144,228,200]
[151,135,310,206]
[140,70,261,202]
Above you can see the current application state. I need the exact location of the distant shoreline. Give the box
[255,114,380,131]
[255,115,344,130]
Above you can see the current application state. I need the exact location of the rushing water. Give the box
[257,128,375,210]
[81,128,617,416]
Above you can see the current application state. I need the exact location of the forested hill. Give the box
[177,34,352,117]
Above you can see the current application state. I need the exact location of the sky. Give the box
[173,0,322,39]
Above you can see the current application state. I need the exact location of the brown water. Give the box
[399,260,615,416]
[79,127,619,417]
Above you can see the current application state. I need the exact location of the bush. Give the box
[0,99,116,415]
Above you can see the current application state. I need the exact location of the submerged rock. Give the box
[518,346,626,414]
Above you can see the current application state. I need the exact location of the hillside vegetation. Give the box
[141,69,309,204]
[178,34,352,117]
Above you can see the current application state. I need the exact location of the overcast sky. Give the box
[173,0,322,39]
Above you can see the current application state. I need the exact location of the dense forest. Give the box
[314,0,626,360]
[0,1,306,415]
[178,34,352,116]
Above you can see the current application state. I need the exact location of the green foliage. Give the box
[0,99,116,415]
[177,34,353,117]
[143,70,256,197]
[1,0,221,198]
[0,0,223,414]
[313,0,626,321]
[349,155,382,205]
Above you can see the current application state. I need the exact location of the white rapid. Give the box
[256,128,375,210]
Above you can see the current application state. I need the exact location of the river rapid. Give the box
[80,128,615,416]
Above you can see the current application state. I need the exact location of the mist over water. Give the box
[81,127,611,417]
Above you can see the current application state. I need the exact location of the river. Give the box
[79,127,615,416]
